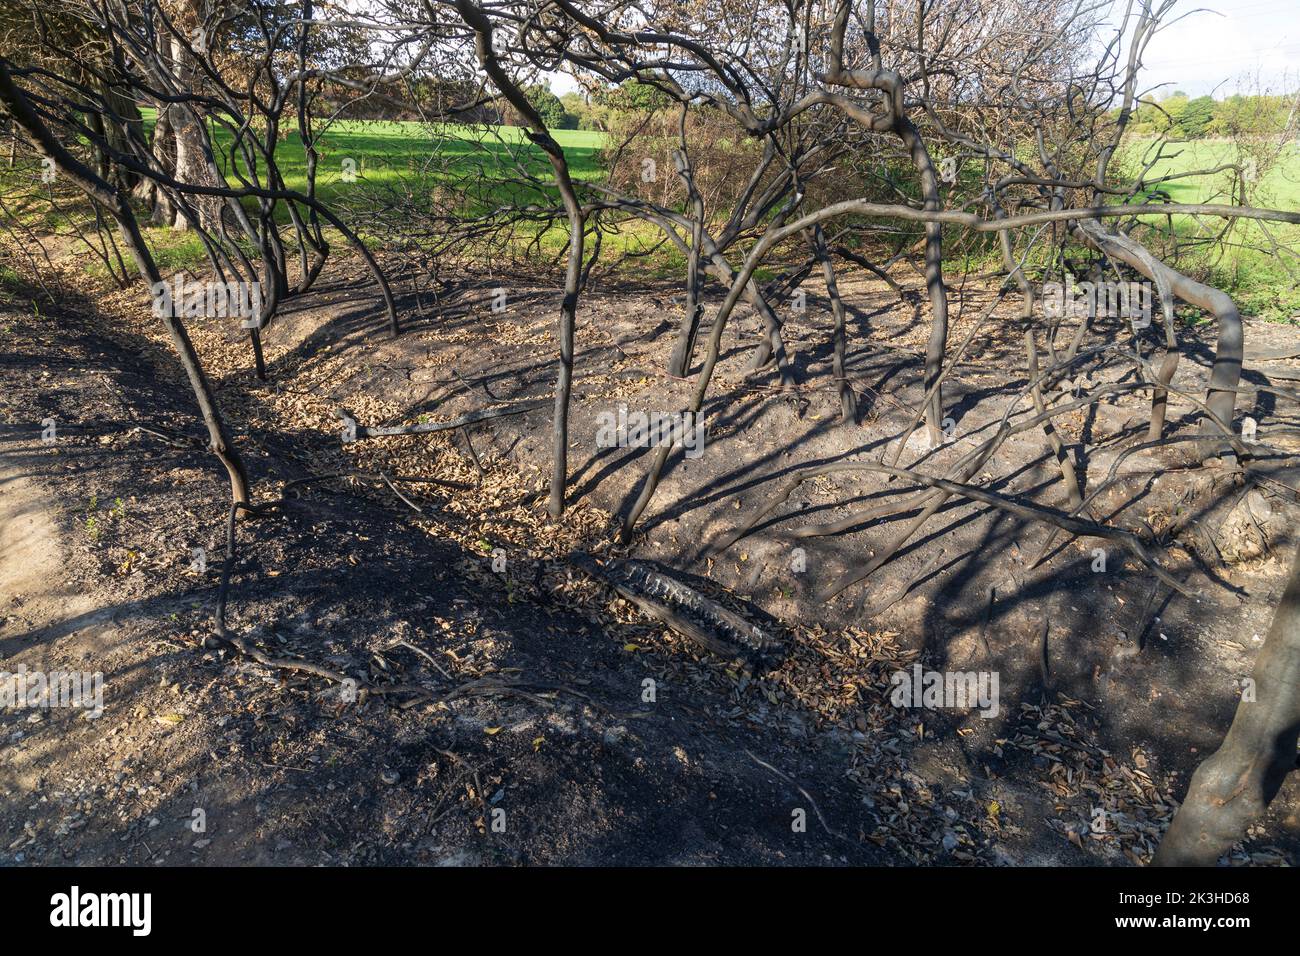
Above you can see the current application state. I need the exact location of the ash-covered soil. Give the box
[2,251,1298,866]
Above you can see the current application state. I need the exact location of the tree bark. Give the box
[1154,540,1300,866]
[167,33,225,233]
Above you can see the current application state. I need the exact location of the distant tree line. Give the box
[526,81,672,131]
[1123,91,1300,140]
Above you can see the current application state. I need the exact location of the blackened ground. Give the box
[2,256,1298,866]
[1,286,889,866]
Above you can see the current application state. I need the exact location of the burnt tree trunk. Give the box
[1154,540,1300,866]
[455,0,587,518]
[0,58,251,506]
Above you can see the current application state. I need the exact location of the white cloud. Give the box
[1137,2,1300,97]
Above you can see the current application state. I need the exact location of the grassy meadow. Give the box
[1122,139,1300,319]
[208,119,607,206]
[9,115,1296,318]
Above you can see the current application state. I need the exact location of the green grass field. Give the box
[1126,139,1300,209]
[16,116,1297,317]
[124,117,612,273]
[1121,139,1300,319]
[208,119,606,209]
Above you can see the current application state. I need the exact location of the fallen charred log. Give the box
[569,553,784,668]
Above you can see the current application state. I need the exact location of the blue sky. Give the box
[1137,0,1300,98]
